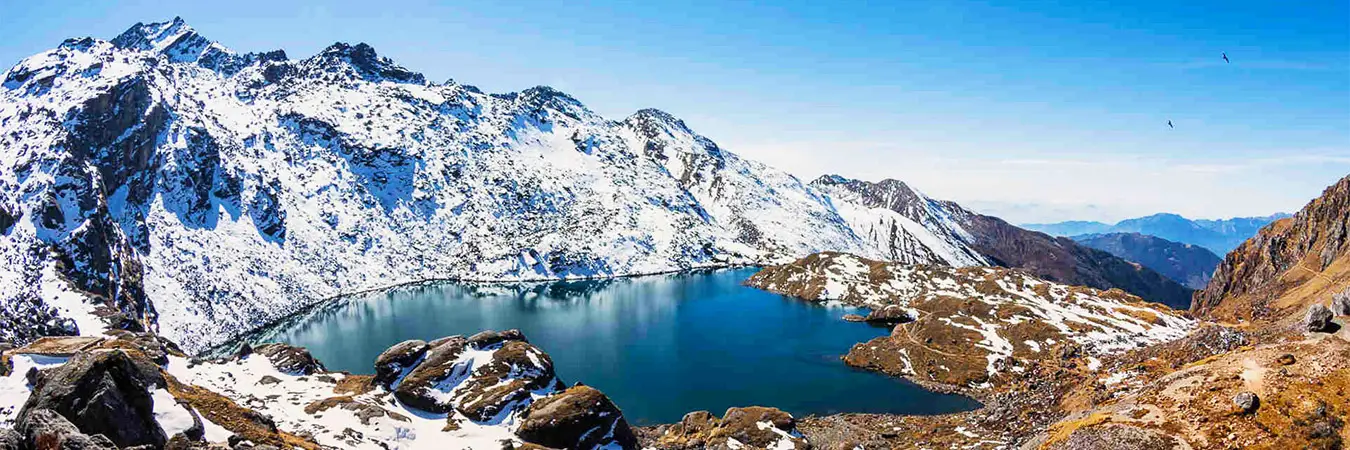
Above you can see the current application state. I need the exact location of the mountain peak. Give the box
[810,174,854,186]
[111,17,204,54]
[623,108,697,138]
[308,42,425,84]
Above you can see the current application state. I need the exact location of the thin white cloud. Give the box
[727,140,1350,223]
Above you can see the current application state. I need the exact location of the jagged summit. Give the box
[111,16,199,53]
[305,41,424,84]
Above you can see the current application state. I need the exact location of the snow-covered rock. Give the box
[0,18,986,353]
[747,252,1194,389]
[1,332,638,450]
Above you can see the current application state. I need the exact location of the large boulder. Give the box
[15,409,118,450]
[864,305,913,323]
[656,407,811,450]
[251,343,326,375]
[1305,304,1335,333]
[373,339,428,387]
[16,349,168,448]
[393,336,470,413]
[454,340,562,422]
[516,385,637,450]
[467,329,528,349]
[393,332,561,421]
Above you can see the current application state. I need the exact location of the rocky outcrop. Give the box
[372,339,428,387]
[454,340,562,422]
[516,384,638,450]
[654,407,810,450]
[1305,304,1335,332]
[251,343,325,375]
[390,330,563,422]
[1193,175,1350,322]
[15,409,119,449]
[7,340,202,448]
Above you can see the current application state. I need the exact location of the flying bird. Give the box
[1222,52,1229,63]
[1168,120,1174,129]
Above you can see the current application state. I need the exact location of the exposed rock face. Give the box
[392,336,470,413]
[454,340,562,422]
[810,176,1195,309]
[1194,175,1350,322]
[748,252,1192,389]
[655,407,810,450]
[516,385,638,450]
[1072,232,1222,290]
[16,350,168,448]
[15,409,119,449]
[863,304,912,324]
[372,339,428,386]
[392,330,563,421]
[1305,305,1335,332]
[251,343,325,375]
[1332,288,1350,316]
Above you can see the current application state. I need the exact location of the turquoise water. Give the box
[269,268,979,424]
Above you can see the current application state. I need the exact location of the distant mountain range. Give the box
[1022,213,1291,255]
[1071,232,1221,290]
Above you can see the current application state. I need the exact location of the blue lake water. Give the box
[267,268,979,425]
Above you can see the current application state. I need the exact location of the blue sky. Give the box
[2,0,1347,223]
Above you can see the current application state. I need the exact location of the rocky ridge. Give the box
[810,176,1196,309]
[1193,174,1350,323]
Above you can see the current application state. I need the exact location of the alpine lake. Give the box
[261,268,979,425]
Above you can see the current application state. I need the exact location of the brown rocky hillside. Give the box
[1192,174,1350,323]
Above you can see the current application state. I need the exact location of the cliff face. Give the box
[1192,175,1350,322]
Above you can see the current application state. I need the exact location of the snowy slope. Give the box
[0,18,995,353]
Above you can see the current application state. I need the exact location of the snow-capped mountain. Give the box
[809,175,1196,309]
[0,18,986,353]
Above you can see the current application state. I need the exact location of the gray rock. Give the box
[393,336,470,413]
[1305,304,1335,333]
[251,343,326,375]
[516,385,637,450]
[0,427,20,450]
[466,329,527,349]
[373,339,428,386]
[1331,289,1350,316]
[1233,392,1259,414]
[17,408,119,449]
[842,314,866,322]
[453,340,561,422]
[865,305,913,323]
[16,350,167,448]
